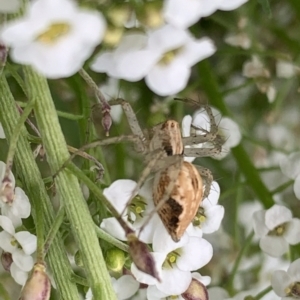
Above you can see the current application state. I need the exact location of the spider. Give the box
[63,97,223,242]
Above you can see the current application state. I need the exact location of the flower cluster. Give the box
[95,173,224,298]
[0,161,36,286]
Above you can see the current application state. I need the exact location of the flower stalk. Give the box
[22,65,116,300]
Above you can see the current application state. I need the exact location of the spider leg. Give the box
[194,165,214,200]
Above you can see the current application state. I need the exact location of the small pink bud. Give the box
[0,176,14,203]
[127,233,160,282]
[182,279,208,300]
[19,263,51,300]
[1,251,13,271]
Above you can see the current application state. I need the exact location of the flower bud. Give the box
[127,233,160,282]
[182,279,208,300]
[106,248,126,273]
[1,251,13,271]
[0,176,14,203]
[19,263,51,300]
[74,250,84,268]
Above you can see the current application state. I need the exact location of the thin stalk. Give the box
[254,286,272,300]
[226,231,255,293]
[0,74,79,299]
[23,66,116,300]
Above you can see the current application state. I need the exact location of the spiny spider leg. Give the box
[184,145,222,157]
[54,135,142,178]
[195,165,213,200]
[109,98,148,153]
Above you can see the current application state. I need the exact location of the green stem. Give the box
[22,66,116,300]
[57,110,84,120]
[0,282,10,300]
[226,231,254,293]
[0,73,79,299]
[271,179,294,195]
[254,286,272,299]
[95,226,129,253]
[71,274,89,287]
[44,206,65,257]
[198,60,274,208]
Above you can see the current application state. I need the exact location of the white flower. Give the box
[163,0,248,29]
[100,179,158,243]
[1,0,106,79]
[0,123,5,139]
[0,161,31,227]
[225,32,251,49]
[279,152,300,200]
[0,215,36,285]
[91,24,215,96]
[0,0,20,13]
[147,272,211,299]
[131,222,213,295]
[271,258,300,300]
[183,108,242,160]
[187,181,224,236]
[208,287,229,300]
[243,56,270,78]
[276,60,299,78]
[253,205,300,257]
[85,275,139,300]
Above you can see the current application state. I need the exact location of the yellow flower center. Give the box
[193,207,206,227]
[159,48,182,65]
[36,23,71,44]
[128,195,147,223]
[163,250,181,268]
[269,224,286,237]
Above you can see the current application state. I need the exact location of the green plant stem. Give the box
[22,66,116,300]
[95,226,129,253]
[254,286,272,299]
[198,60,274,208]
[0,74,79,299]
[71,274,89,287]
[226,231,255,293]
[44,206,65,257]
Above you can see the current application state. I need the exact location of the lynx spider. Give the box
[106,99,222,242]
[66,98,223,242]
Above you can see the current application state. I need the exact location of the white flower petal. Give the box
[177,237,213,271]
[202,181,221,206]
[117,50,160,81]
[265,205,292,230]
[12,250,34,272]
[113,275,139,300]
[279,152,300,179]
[163,0,203,29]
[15,231,37,255]
[152,221,189,253]
[146,61,190,96]
[219,0,248,10]
[0,230,16,253]
[100,217,127,241]
[271,270,292,297]
[284,218,300,245]
[10,262,28,286]
[219,117,242,149]
[287,258,300,281]
[103,179,137,214]
[157,267,191,295]
[259,236,288,257]
[11,187,31,219]
[148,24,189,53]
[178,37,216,67]
[202,205,224,234]
[192,272,211,286]
[182,115,192,138]
[252,210,268,237]
[294,175,300,200]
[186,222,203,238]
[0,215,15,235]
